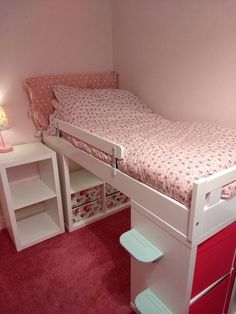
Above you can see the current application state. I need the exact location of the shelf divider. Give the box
[120,228,163,263]
[135,289,172,314]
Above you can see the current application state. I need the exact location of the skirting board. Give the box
[0,215,5,230]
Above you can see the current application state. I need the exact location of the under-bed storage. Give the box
[54,153,129,231]
[122,201,236,314]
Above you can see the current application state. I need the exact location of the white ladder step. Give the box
[119,229,163,263]
[135,289,172,314]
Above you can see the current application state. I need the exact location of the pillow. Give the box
[52,85,150,114]
[24,71,118,130]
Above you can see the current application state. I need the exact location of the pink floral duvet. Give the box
[47,86,236,208]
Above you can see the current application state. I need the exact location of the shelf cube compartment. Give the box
[7,159,57,210]
[15,198,63,250]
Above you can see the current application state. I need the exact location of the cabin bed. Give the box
[25,71,236,314]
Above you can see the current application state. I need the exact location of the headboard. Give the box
[24,71,118,130]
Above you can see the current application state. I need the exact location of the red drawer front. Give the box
[189,276,230,314]
[191,222,236,298]
[224,268,236,314]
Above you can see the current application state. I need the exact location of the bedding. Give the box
[24,71,118,129]
[46,85,236,208]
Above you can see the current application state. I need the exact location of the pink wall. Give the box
[112,0,236,128]
[0,0,113,146]
[0,0,113,219]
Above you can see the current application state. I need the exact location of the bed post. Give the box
[187,178,208,245]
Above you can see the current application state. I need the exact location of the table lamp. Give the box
[0,105,13,153]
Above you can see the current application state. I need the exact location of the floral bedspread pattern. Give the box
[48,86,236,208]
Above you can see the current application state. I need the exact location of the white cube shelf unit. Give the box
[0,142,65,251]
[57,154,130,232]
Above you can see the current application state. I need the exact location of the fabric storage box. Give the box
[105,183,119,196]
[106,191,129,210]
[72,199,102,223]
[71,186,101,208]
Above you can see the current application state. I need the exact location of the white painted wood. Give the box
[55,118,125,159]
[199,197,236,243]
[43,133,236,245]
[17,210,60,249]
[70,169,104,194]
[45,135,129,232]
[205,166,236,194]
[49,153,65,233]
[44,134,189,237]
[188,179,208,244]
[0,142,64,251]
[39,158,56,192]
[0,167,20,248]
[130,204,197,314]
[15,202,46,221]
[132,200,190,247]
[0,142,53,168]
[56,153,73,230]
[10,178,56,210]
[206,188,222,207]
[42,130,236,313]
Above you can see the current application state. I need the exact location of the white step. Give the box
[120,228,163,263]
[135,289,172,314]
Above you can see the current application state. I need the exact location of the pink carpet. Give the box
[0,208,135,314]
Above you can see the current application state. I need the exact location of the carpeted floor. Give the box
[0,208,134,314]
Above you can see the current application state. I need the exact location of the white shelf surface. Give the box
[70,169,104,194]
[135,289,172,314]
[17,211,60,248]
[10,178,56,210]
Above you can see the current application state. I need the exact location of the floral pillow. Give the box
[25,71,118,130]
[52,85,151,113]
[47,86,151,135]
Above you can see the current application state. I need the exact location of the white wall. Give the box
[112,0,236,128]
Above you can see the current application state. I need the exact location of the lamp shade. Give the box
[0,105,9,131]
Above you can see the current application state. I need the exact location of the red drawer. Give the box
[189,276,230,314]
[224,268,236,313]
[191,222,236,298]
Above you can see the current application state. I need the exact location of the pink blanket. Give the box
[48,86,236,208]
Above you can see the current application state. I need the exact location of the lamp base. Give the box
[0,144,13,153]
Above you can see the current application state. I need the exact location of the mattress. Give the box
[47,86,236,208]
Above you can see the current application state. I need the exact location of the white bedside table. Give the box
[0,142,65,251]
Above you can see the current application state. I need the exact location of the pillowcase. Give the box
[52,85,150,114]
[25,71,118,130]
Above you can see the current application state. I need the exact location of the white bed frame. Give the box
[43,119,236,314]
[44,118,236,248]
